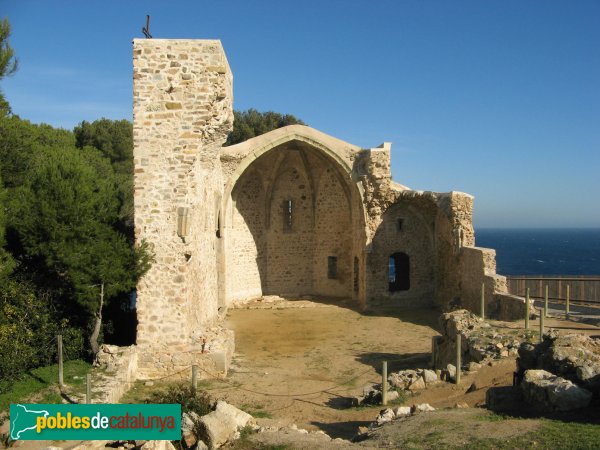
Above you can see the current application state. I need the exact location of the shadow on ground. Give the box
[311,420,371,440]
[487,385,600,425]
[284,297,443,330]
[356,351,431,374]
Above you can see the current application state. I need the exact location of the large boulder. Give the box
[520,369,592,412]
[182,411,201,448]
[518,333,600,395]
[198,401,255,449]
[141,442,177,450]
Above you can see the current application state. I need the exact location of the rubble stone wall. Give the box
[225,142,355,302]
[133,39,234,376]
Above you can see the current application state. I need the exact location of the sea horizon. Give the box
[474,228,600,276]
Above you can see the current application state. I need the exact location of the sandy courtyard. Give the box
[206,300,445,437]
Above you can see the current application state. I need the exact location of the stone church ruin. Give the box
[132,39,526,378]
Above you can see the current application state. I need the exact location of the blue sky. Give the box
[2,1,599,228]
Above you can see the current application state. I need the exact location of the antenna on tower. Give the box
[142,15,152,38]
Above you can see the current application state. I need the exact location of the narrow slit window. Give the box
[283,199,293,232]
[353,256,359,293]
[328,256,338,279]
[397,218,404,231]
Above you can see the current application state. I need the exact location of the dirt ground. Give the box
[209,298,600,440]
[222,300,439,435]
[7,298,600,449]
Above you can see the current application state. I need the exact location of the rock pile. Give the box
[518,333,600,394]
[353,368,442,406]
[354,403,436,441]
[388,368,439,390]
[435,309,529,369]
[520,369,592,412]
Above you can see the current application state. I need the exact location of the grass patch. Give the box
[121,379,213,404]
[226,425,288,450]
[389,388,410,406]
[402,415,600,450]
[241,403,273,419]
[0,360,90,411]
[475,412,510,422]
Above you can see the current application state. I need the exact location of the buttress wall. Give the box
[133,39,233,375]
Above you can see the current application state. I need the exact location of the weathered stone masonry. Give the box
[133,39,526,377]
[133,39,234,378]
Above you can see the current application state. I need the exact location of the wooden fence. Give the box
[506,276,600,304]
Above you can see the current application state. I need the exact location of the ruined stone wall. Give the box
[266,156,315,296]
[133,39,233,376]
[356,144,504,312]
[224,142,357,303]
[227,167,266,303]
[313,168,353,297]
[368,197,437,306]
[434,192,475,309]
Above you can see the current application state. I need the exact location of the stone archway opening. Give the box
[223,139,364,306]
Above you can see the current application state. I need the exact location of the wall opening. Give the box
[389,252,410,292]
[226,139,365,303]
[283,199,293,232]
[353,256,359,293]
[328,256,338,279]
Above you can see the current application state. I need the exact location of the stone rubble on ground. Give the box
[435,310,528,370]
[356,403,437,441]
[355,366,445,406]
[197,400,255,449]
[140,442,177,450]
[518,333,600,396]
[520,369,593,411]
[413,403,436,413]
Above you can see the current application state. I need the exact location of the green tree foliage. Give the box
[225,108,305,146]
[0,17,18,115]
[0,175,15,280]
[74,119,134,234]
[0,18,17,79]
[0,280,84,391]
[8,145,152,354]
[0,115,75,188]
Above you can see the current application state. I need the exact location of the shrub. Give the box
[147,383,213,418]
[0,279,84,392]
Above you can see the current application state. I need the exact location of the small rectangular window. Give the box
[283,199,293,232]
[328,256,338,279]
[397,218,404,231]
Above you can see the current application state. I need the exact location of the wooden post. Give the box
[86,373,91,404]
[566,284,570,320]
[382,361,388,406]
[539,307,544,343]
[480,282,485,319]
[455,334,461,385]
[544,285,549,318]
[192,365,198,394]
[431,336,437,369]
[525,288,530,331]
[57,335,64,387]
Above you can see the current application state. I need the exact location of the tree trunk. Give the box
[90,283,104,356]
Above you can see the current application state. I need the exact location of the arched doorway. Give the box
[223,137,366,305]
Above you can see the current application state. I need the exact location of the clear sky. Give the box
[2,1,599,228]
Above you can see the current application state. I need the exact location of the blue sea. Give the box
[475,228,600,276]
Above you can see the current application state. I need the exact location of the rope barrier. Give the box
[193,363,375,398]
[124,361,376,399]
[134,366,193,383]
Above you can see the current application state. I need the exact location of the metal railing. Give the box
[506,276,600,305]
